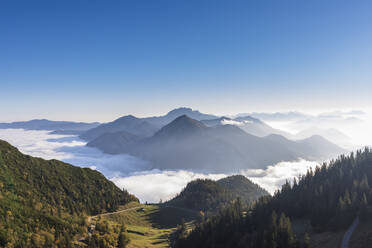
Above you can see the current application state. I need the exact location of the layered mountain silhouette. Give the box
[0,119,100,134]
[80,115,158,141]
[0,108,352,150]
[86,131,143,154]
[143,107,218,128]
[88,115,346,172]
[293,127,351,148]
[80,107,218,141]
[201,116,290,137]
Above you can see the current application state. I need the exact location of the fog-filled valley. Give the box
[0,125,318,202]
[1,107,370,203]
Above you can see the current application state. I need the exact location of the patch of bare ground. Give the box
[310,231,344,248]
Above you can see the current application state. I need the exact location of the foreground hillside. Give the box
[167,175,268,212]
[0,140,137,247]
[174,148,372,248]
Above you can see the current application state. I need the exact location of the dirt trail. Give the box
[87,206,142,234]
[341,217,360,248]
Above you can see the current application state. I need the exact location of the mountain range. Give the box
[0,119,100,135]
[80,115,158,141]
[88,115,346,172]
[79,107,218,141]
[201,116,290,137]
[142,107,218,128]
[0,107,351,150]
[0,108,351,172]
[78,107,351,147]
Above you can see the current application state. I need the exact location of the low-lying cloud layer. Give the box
[112,170,227,203]
[0,129,320,202]
[112,159,318,203]
[267,109,372,148]
[242,160,318,194]
[0,129,150,177]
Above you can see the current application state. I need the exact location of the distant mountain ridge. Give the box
[80,107,217,141]
[143,107,218,128]
[1,108,351,151]
[202,115,291,137]
[88,115,346,172]
[86,131,143,154]
[293,127,351,148]
[246,111,310,122]
[80,115,157,141]
[0,119,100,134]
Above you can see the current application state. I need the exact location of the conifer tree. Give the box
[117,225,130,248]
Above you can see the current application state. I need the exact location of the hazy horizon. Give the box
[0,106,371,123]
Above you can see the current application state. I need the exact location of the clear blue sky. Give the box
[1,0,371,121]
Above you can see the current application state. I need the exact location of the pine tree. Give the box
[117,225,130,248]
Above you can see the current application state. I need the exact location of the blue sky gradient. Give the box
[1,0,371,121]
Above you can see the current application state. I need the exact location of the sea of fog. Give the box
[0,129,321,202]
[266,109,372,149]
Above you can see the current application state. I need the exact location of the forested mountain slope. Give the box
[0,140,137,247]
[175,149,372,248]
[167,175,269,212]
[217,175,269,204]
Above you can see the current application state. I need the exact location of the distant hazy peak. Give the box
[214,117,232,121]
[165,115,206,128]
[115,114,141,122]
[167,107,195,115]
[234,115,262,123]
[154,115,207,137]
[165,107,217,120]
[264,133,289,140]
[300,134,330,143]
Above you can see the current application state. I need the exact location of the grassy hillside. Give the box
[95,202,199,248]
[0,139,138,247]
